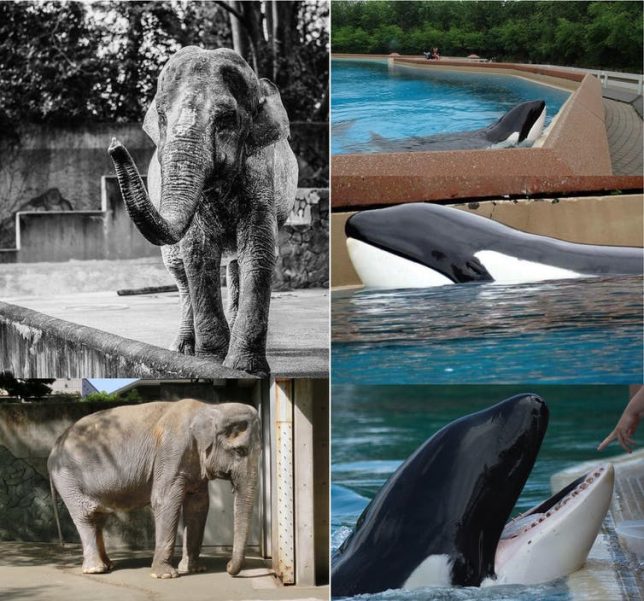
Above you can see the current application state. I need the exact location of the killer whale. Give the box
[345,203,644,288]
[345,100,547,153]
[332,394,549,596]
[331,395,614,596]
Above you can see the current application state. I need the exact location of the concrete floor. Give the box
[0,543,328,601]
[3,288,329,378]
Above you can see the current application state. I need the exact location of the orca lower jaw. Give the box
[346,237,455,288]
[491,463,614,586]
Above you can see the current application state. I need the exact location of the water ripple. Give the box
[332,276,643,384]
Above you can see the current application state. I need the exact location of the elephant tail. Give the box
[50,476,64,547]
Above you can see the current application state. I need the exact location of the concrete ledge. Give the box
[332,57,642,208]
[0,301,251,379]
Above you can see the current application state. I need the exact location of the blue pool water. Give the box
[331,59,570,155]
[331,385,629,600]
[332,276,643,384]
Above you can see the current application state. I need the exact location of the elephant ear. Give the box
[142,99,160,146]
[189,406,218,469]
[246,78,290,155]
[219,407,258,457]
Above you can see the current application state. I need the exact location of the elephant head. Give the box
[190,402,261,576]
[108,46,290,246]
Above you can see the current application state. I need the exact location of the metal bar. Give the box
[271,379,295,584]
[294,379,315,586]
[259,379,271,559]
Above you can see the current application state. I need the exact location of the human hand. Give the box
[597,409,640,453]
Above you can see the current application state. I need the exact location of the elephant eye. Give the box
[216,111,237,131]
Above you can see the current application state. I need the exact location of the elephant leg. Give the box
[178,483,209,574]
[150,484,184,578]
[163,244,194,355]
[182,226,230,360]
[227,259,240,331]
[224,207,276,376]
[64,496,110,574]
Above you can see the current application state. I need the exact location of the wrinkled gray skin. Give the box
[48,400,260,579]
[108,46,298,376]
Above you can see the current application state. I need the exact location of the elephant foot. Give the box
[150,561,179,579]
[178,556,207,574]
[223,353,270,377]
[171,336,195,355]
[82,560,111,574]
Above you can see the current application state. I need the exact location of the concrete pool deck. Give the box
[332,55,643,208]
[552,449,644,600]
[0,544,328,601]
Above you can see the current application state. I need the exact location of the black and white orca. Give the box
[345,203,644,288]
[349,100,547,153]
[331,394,614,596]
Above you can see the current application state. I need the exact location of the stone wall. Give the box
[276,188,329,290]
[0,397,261,549]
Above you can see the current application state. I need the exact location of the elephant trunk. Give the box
[108,138,207,246]
[227,453,259,576]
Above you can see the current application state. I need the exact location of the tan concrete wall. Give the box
[332,194,644,287]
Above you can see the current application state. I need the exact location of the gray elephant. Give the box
[47,399,260,578]
[108,46,298,376]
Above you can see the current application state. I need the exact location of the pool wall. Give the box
[332,56,642,208]
[331,194,644,287]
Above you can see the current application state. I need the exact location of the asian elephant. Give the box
[108,46,298,376]
[47,399,260,578]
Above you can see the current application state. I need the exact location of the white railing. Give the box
[532,64,643,95]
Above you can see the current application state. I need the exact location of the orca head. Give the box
[345,203,493,288]
[493,463,614,586]
[331,394,549,596]
[486,100,546,145]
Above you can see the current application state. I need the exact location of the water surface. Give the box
[332,276,643,384]
[332,60,570,155]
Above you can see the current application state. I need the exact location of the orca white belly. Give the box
[475,250,583,284]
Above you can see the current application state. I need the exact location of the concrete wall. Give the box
[0,301,249,379]
[0,395,261,551]
[1,181,328,289]
[0,121,326,242]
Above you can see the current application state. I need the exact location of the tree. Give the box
[0,372,55,400]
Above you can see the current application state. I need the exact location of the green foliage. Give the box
[0,0,328,130]
[331,1,643,72]
[84,389,143,403]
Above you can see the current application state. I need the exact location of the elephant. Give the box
[47,399,260,579]
[108,46,298,376]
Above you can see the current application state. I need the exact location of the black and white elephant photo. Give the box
[109,46,298,377]
[48,399,260,579]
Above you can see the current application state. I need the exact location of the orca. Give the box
[331,395,614,597]
[345,203,644,288]
[345,100,547,153]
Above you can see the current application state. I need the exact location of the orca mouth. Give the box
[493,463,615,586]
[345,206,493,287]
